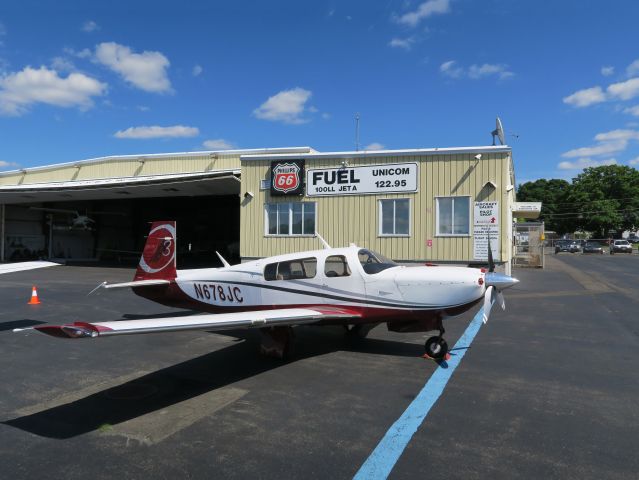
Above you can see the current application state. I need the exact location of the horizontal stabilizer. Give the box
[88,279,171,295]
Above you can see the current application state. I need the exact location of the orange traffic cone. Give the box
[28,285,41,305]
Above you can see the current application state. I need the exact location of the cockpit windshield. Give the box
[358,249,398,274]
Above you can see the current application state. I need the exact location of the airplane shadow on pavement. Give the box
[3,326,424,439]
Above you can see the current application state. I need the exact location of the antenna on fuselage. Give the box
[216,251,231,268]
[315,232,332,249]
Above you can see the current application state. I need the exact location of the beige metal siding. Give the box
[0,153,242,186]
[240,152,512,263]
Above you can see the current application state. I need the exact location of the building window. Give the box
[265,202,316,236]
[436,196,470,236]
[379,199,410,236]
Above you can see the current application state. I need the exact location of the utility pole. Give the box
[355,113,360,151]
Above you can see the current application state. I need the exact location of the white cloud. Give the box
[364,142,385,151]
[563,86,606,107]
[389,37,415,50]
[203,138,235,150]
[562,129,639,161]
[440,60,513,80]
[557,158,618,170]
[51,56,75,72]
[607,77,639,101]
[561,141,626,158]
[468,63,514,80]
[601,66,614,76]
[95,42,172,93]
[627,59,639,77]
[0,66,106,115]
[114,125,199,139]
[395,0,450,27]
[0,160,19,169]
[628,156,639,166]
[594,129,639,142]
[253,87,312,124]
[192,64,203,77]
[82,20,99,33]
[624,105,639,117]
[440,60,463,78]
[66,47,92,59]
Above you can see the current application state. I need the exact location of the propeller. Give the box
[487,231,495,272]
[482,232,516,324]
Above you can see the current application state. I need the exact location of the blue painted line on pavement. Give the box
[353,307,486,480]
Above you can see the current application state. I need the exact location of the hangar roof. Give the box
[0,147,314,204]
[241,145,511,161]
[0,170,242,204]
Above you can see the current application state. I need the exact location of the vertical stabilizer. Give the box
[134,221,177,281]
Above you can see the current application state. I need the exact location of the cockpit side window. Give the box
[324,255,351,277]
[264,257,317,281]
[358,249,398,274]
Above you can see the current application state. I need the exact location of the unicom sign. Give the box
[306,163,418,196]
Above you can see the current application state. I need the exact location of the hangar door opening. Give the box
[4,195,240,268]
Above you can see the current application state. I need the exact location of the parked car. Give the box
[627,235,639,244]
[610,239,633,254]
[583,241,604,254]
[555,240,580,254]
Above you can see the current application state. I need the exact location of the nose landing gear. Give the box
[424,318,448,360]
[424,336,449,359]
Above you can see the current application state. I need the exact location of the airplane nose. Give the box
[485,272,519,290]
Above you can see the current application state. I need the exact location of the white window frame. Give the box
[378,198,411,237]
[264,202,317,237]
[435,196,471,237]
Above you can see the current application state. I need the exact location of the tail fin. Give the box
[134,221,177,281]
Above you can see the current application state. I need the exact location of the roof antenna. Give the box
[316,232,331,249]
[216,251,231,267]
[355,112,360,151]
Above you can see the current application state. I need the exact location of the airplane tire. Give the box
[425,336,449,359]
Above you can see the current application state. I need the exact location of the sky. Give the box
[1,0,639,185]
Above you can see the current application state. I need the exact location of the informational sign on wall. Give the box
[473,201,500,261]
[270,160,305,196]
[306,163,418,196]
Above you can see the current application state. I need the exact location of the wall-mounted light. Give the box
[484,180,497,189]
[506,184,514,192]
[474,154,482,161]
[244,191,254,199]
[340,159,349,168]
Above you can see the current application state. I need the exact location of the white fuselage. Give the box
[155,246,486,321]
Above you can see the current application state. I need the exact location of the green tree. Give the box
[567,165,639,237]
[516,179,575,234]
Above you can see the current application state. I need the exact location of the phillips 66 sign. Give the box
[270,160,305,196]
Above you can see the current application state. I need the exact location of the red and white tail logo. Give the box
[134,221,177,281]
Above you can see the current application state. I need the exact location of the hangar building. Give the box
[0,145,530,273]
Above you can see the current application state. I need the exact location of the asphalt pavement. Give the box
[0,255,638,479]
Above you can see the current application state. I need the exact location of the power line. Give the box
[523,197,639,207]
[542,207,639,217]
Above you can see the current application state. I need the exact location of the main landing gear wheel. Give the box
[424,336,449,360]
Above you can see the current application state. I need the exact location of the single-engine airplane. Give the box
[15,221,519,359]
[29,207,124,230]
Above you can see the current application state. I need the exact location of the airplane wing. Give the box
[15,307,361,339]
[29,207,77,214]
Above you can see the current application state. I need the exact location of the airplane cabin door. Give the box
[320,253,365,307]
